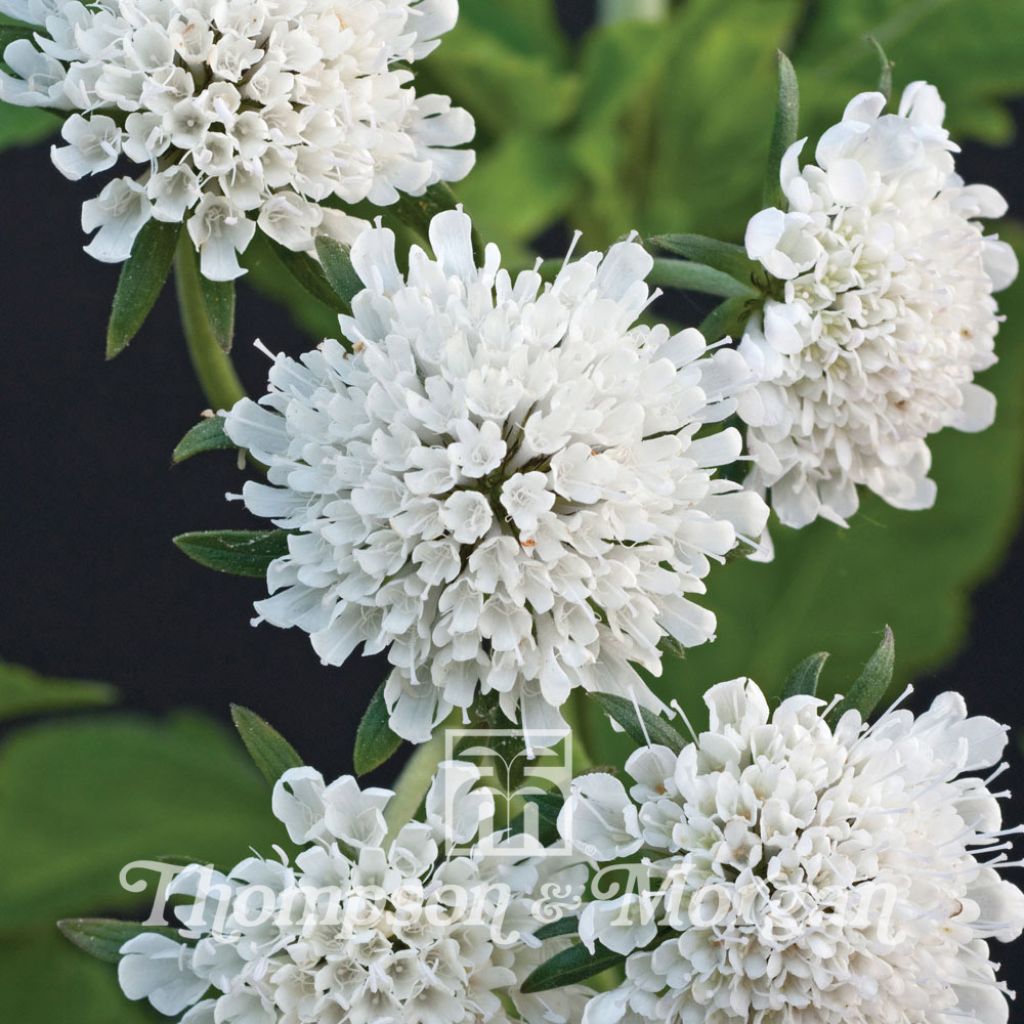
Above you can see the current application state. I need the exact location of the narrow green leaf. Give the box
[829,627,896,725]
[507,792,564,847]
[763,51,799,209]
[172,416,236,463]
[230,704,304,785]
[106,221,181,359]
[648,234,757,284]
[649,257,758,299]
[353,682,403,776]
[781,651,829,700]
[0,661,117,722]
[58,919,181,965]
[520,941,626,994]
[267,239,349,312]
[0,24,36,50]
[173,529,289,578]
[314,236,362,307]
[199,277,235,353]
[867,36,894,102]
[589,693,686,753]
[533,916,579,941]
[699,296,751,342]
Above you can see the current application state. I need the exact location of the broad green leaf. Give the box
[58,918,181,965]
[0,661,117,721]
[520,941,626,994]
[314,236,362,307]
[763,51,800,209]
[829,627,896,724]
[424,21,578,135]
[199,276,235,352]
[699,295,755,341]
[230,704,304,785]
[0,712,282,928]
[106,221,181,359]
[0,927,154,1024]
[780,651,829,700]
[456,0,570,66]
[353,682,403,776]
[0,104,58,147]
[173,529,288,578]
[589,693,686,753]
[172,416,235,463]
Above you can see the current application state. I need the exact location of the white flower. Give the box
[2,0,475,279]
[738,82,1018,527]
[561,677,1024,1024]
[117,761,590,1024]
[223,210,769,743]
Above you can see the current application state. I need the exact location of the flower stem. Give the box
[174,235,245,411]
[384,725,449,839]
[598,0,670,23]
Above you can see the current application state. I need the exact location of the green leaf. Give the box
[0,661,117,722]
[829,627,896,724]
[520,941,626,994]
[533,916,579,940]
[0,712,282,929]
[57,918,181,965]
[0,23,35,50]
[199,276,235,353]
[508,792,564,848]
[173,529,289,578]
[589,693,686,753]
[172,416,236,463]
[106,221,181,359]
[650,257,759,299]
[763,50,799,209]
[780,651,829,700]
[266,238,350,313]
[699,295,753,341]
[648,233,757,283]
[230,704,304,785]
[314,236,362,307]
[353,682,403,776]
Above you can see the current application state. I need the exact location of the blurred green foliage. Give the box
[1,3,1023,1019]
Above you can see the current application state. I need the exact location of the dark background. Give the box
[0,1,1022,989]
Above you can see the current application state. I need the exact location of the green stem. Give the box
[384,725,449,839]
[174,236,245,410]
[598,0,670,23]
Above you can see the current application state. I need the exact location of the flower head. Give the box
[738,82,1018,527]
[1,0,474,279]
[223,210,768,742]
[118,761,589,1024]
[561,678,1024,1024]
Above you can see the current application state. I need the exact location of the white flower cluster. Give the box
[561,679,1024,1024]
[738,82,1018,527]
[223,209,769,743]
[0,0,474,279]
[118,761,589,1024]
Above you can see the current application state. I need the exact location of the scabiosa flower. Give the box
[737,82,1018,528]
[559,678,1024,1024]
[118,761,589,1024]
[0,0,474,279]
[222,209,769,742]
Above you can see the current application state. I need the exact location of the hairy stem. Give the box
[174,236,245,411]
